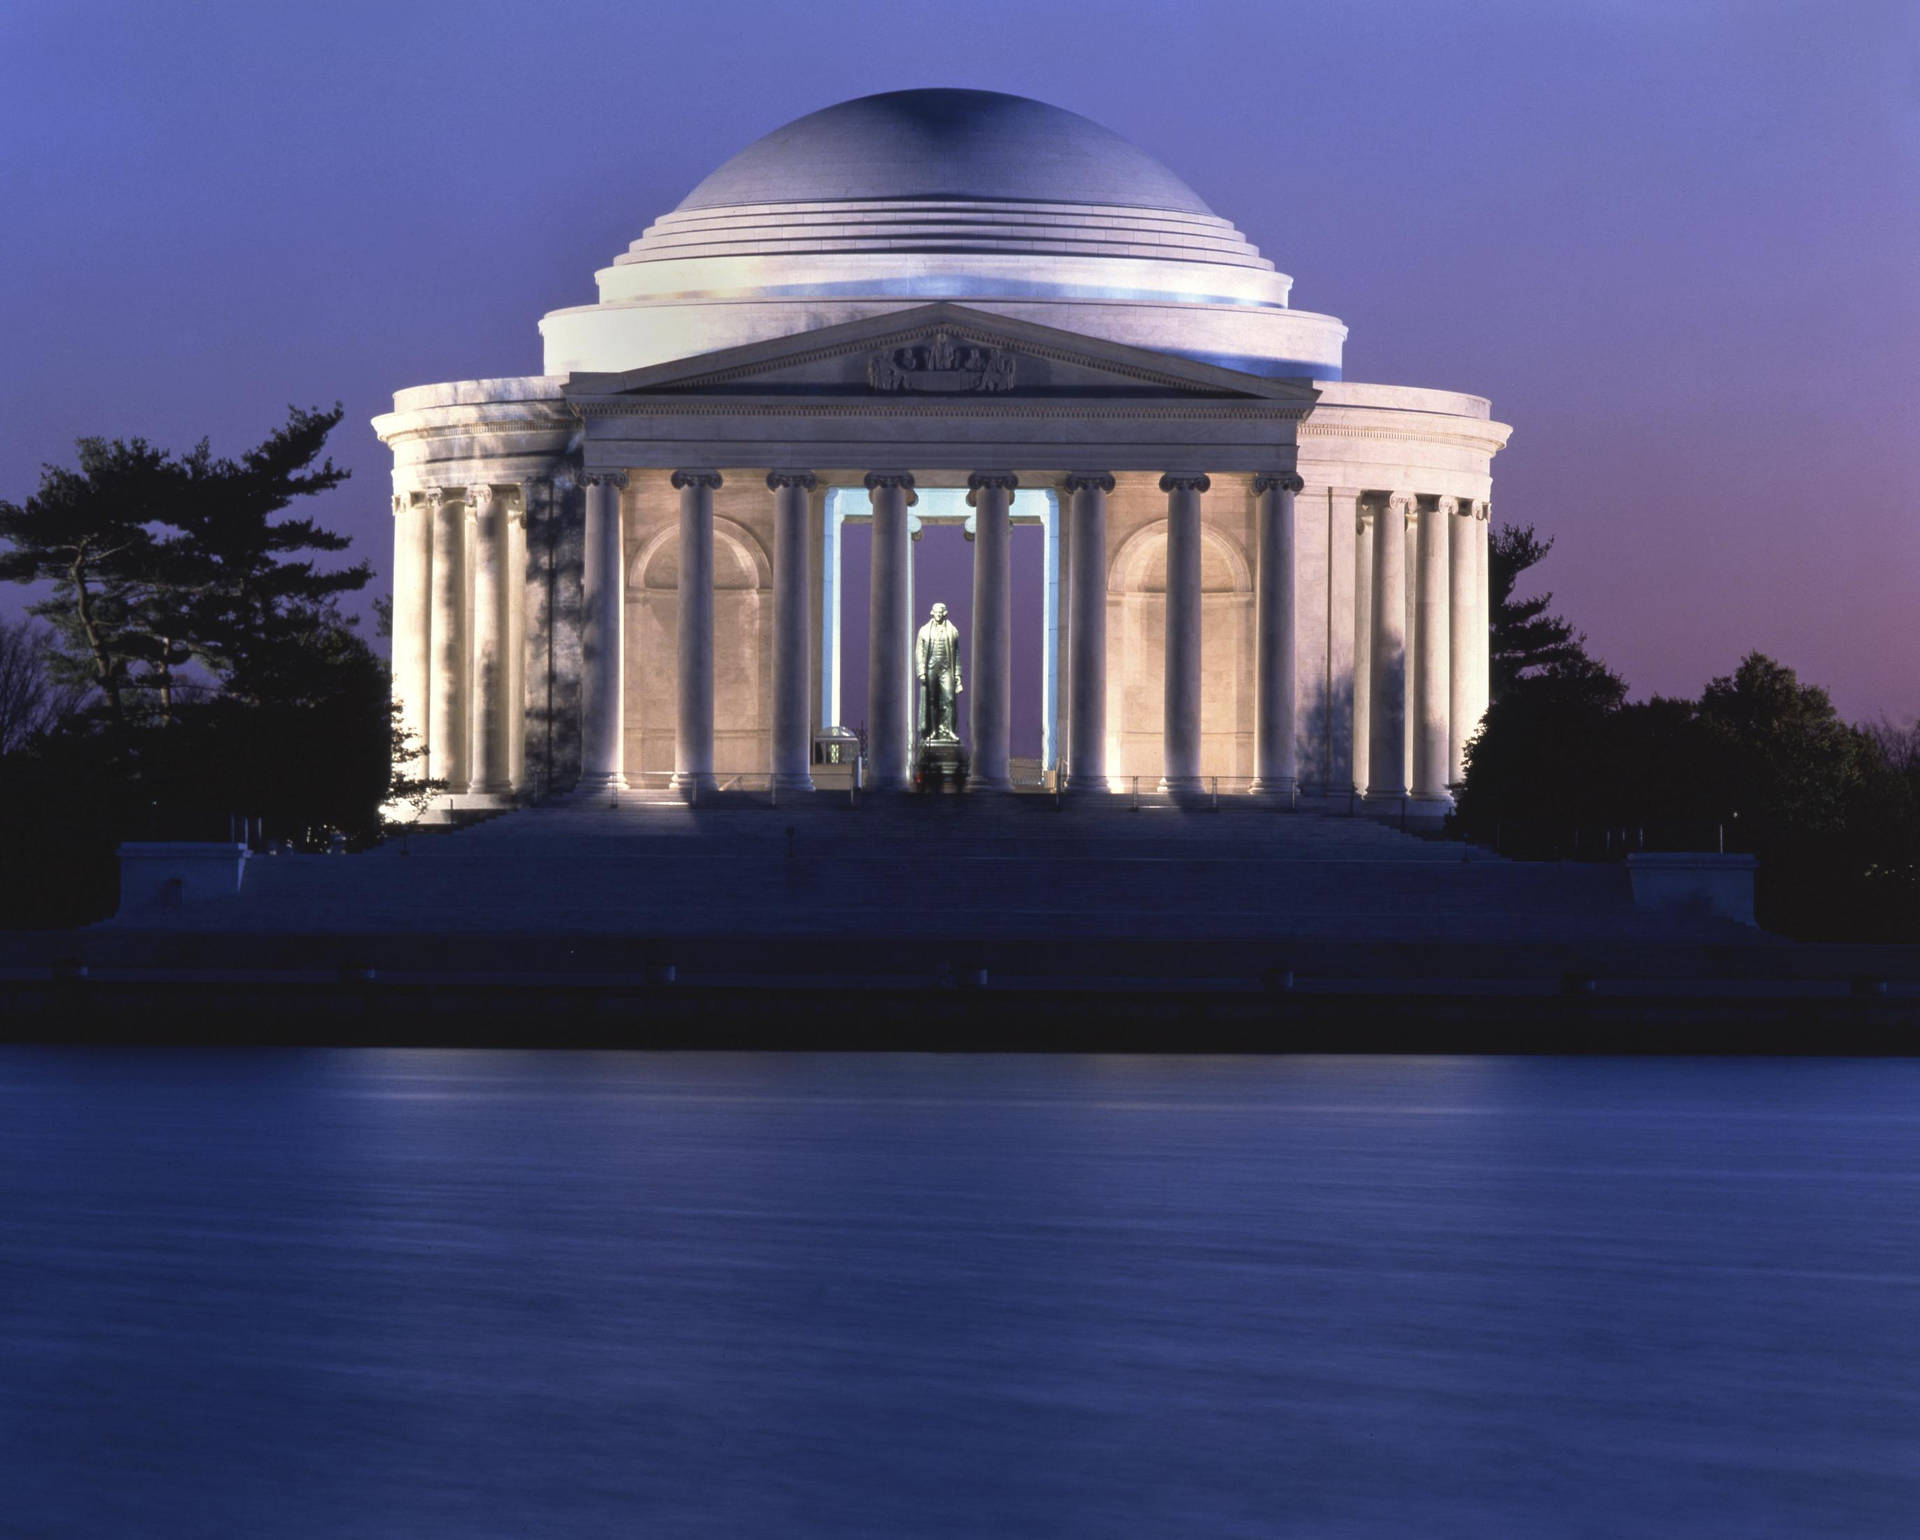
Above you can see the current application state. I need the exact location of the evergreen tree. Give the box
[170,405,363,703]
[0,405,362,724]
[0,406,415,923]
[1489,524,1588,698]
[0,436,173,724]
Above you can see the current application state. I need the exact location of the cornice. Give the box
[574,398,1310,423]
[1299,421,1512,454]
[623,316,1298,398]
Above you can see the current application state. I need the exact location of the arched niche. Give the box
[1108,517,1252,594]
[626,516,773,778]
[1106,517,1255,782]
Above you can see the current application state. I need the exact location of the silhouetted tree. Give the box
[1460,638,1920,939]
[0,436,173,724]
[0,619,85,757]
[1456,653,1630,850]
[1489,524,1589,699]
[0,408,416,924]
[1696,653,1861,840]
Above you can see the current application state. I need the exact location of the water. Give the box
[3,1051,1916,1537]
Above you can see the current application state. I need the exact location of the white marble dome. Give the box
[540,89,1347,380]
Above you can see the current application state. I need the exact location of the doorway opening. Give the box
[823,486,1060,772]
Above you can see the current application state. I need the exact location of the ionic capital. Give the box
[391,492,410,515]
[1159,472,1211,495]
[1062,471,1114,495]
[1475,501,1492,522]
[577,470,628,490]
[1387,491,1418,520]
[1253,472,1305,496]
[1435,495,1460,518]
[465,484,495,514]
[965,471,1018,506]
[766,470,817,492]
[863,471,916,492]
[671,469,723,492]
[423,486,446,510]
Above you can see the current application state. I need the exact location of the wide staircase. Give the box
[194,794,1737,946]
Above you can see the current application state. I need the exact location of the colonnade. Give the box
[391,483,531,796]
[394,470,1489,808]
[1354,493,1490,807]
[564,468,1309,801]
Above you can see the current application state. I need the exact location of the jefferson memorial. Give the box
[376,89,1509,817]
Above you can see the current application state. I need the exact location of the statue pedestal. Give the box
[915,740,969,794]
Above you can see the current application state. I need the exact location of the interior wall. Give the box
[1104,472,1254,783]
[623,473,774,779]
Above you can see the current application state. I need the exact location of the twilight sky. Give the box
[3,0,1915,725]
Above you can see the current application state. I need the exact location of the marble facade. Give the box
[375,91,1510,819]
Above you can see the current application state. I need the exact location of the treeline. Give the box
[0,407,421,927]
[1457,528,1920,941]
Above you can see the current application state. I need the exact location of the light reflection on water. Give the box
[2,1050,1916,1537]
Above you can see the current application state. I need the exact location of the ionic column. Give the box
[426,488,469,790]
[506,486,531,790]
[669,470,721,798]
[1252,472,1303,799]
[1447,497,1477,784]
[1413,497,1453,802]
[578,470,628,793]
[1352,503,1374,798]
[966,472,1018,792]
[1063,472,1112,793]
[1470,502,1492,741]
[768,471,816,792]
[1366,492,1412,803]
[864,472,916,791]
[1159,472,1209,791]
[390,492,433,781]
[466,485,512,795]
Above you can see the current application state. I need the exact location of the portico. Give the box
[540,303,1321,801]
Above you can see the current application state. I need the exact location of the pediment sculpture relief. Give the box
[867,331,1017,393]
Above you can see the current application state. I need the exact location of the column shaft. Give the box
[1470,505,1492,746]
[1352,506,1373,798]
[1367,494,1410,801]
[1447,499,1476,783]
[1413,499,1452,800]
[578,472,627,792]
[671,471,720,796]
[467,485,512,795]
[427,489,469,790]
[1064,473,1111,792]
[864,473,915,791]
[1252,473,1302,797]
[967,473,1017,791]
[1160,473,1209,790]
[506,489,529,790]
[769,471,815,791]
[390,493,433,780]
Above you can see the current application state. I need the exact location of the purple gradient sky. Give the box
[3,1,1915,723]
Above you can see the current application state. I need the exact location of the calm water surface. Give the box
[3,1050,1917,1537]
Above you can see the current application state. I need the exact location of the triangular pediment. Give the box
[565,304,1317,405]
